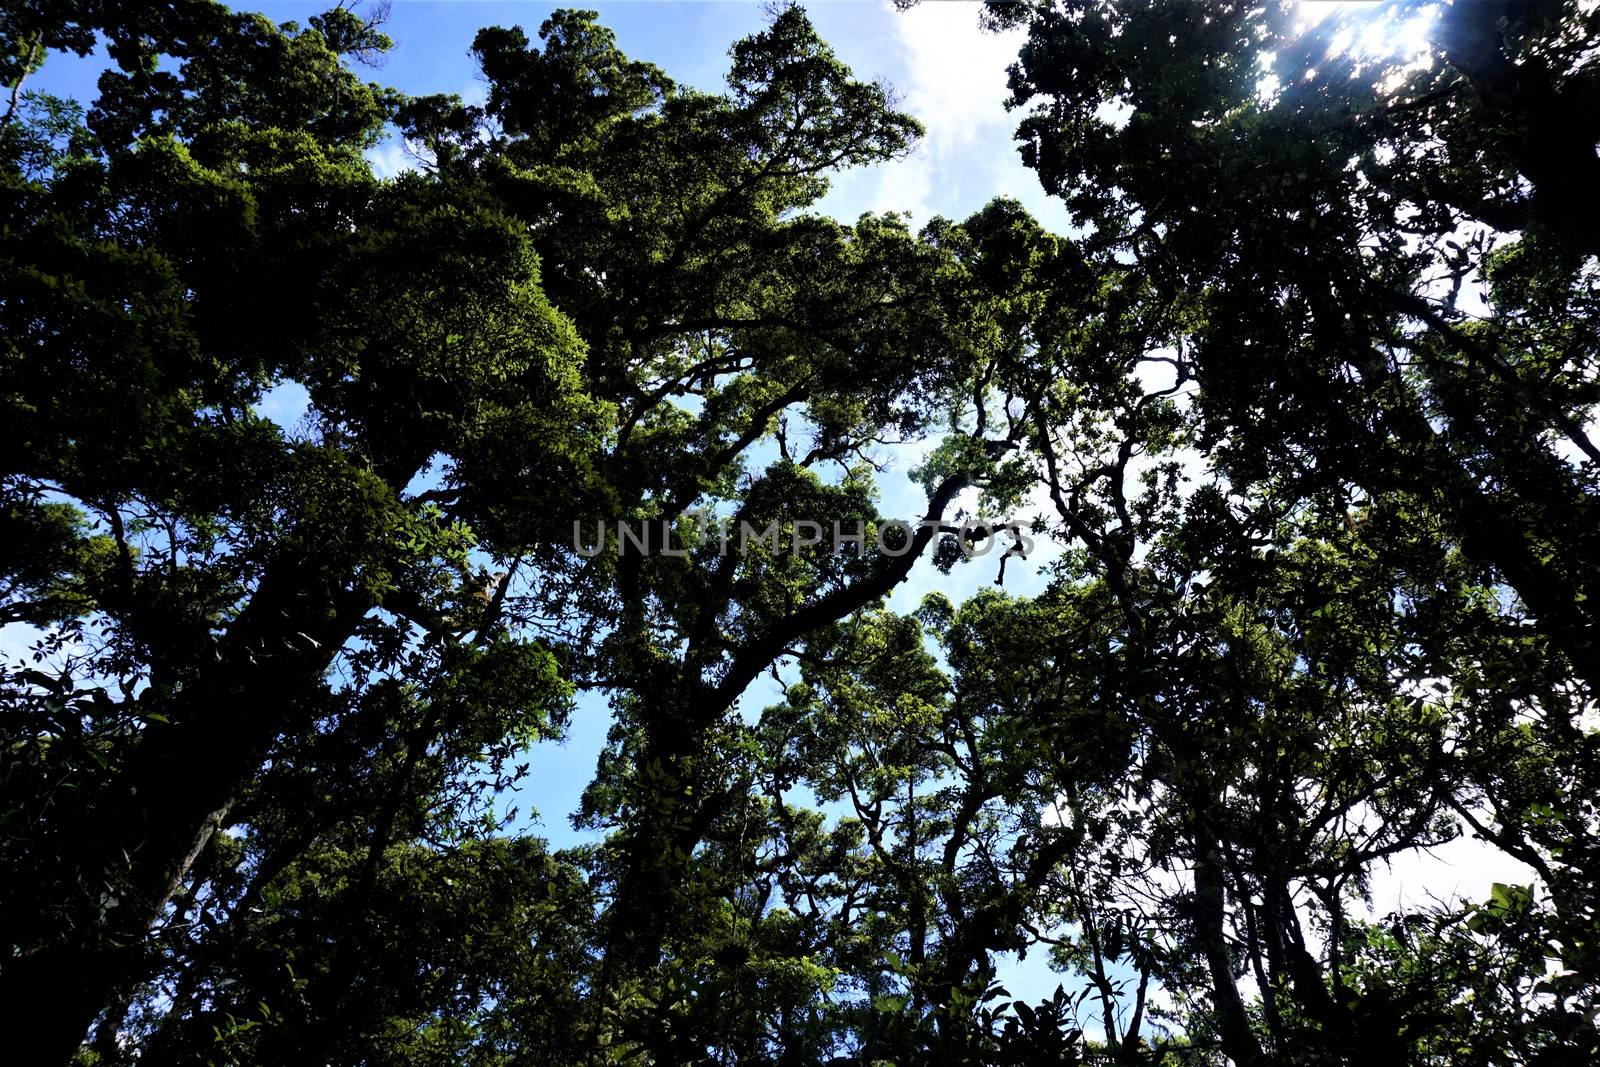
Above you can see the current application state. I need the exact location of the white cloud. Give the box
[1362,826,1538,917]
[254,379,311,431]
[893,2,1023,149]
[815,2,1069,233]
[365,135,418,180]
[0,622,43,667]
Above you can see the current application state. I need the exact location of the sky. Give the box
[17,0,1536,1013]
[11,0,1068,231]
[354,1,1074,233]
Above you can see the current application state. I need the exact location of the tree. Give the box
[1,3,1051,1059]
[990,0,1600,1060]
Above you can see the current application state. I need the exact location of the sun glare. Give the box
[1297,0,1440,59]
[1261,1,1442,100]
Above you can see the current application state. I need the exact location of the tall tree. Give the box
[989,0,1600,1060]
[0,3,1054,1059]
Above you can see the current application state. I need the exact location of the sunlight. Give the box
[1277,1,1441,96]
[1298,0,1440,56]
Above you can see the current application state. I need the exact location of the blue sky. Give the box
[353,1,1072,232]
[31,2,1071,231]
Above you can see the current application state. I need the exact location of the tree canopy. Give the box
[2,1,1597,1063]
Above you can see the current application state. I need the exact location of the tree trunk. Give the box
[0,563,379,1061]
[1194,844,1263,1067]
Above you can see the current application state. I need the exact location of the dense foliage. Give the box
[1,1,1596,1063]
